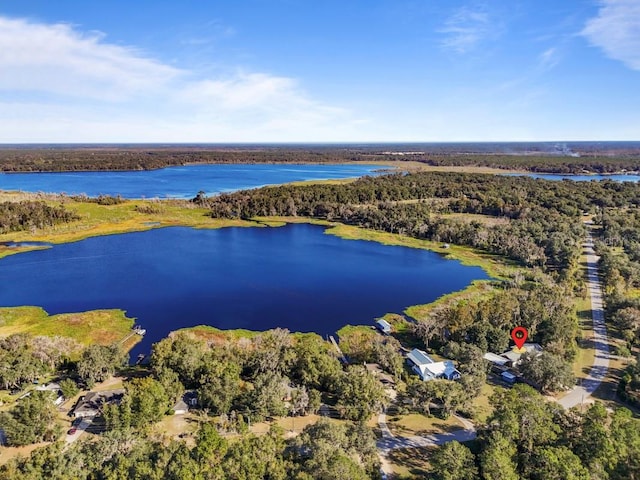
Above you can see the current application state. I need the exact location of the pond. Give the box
[0,163,383,199]
[0,223,489,356]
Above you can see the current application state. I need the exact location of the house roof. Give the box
[414,360,459,381]
[484,352,509,365]
[74,389,125,416]
[407,348,434,367]
[35,382,61,392]
[173,400,189,412]
[421,360,457,377]
[375,319,392,331]
[501,343,543,363]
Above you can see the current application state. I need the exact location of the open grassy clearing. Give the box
[0,306,136,347]
[386,446,434,479]
[0,442,50,467]
[173,324,260,343]
[386,413,463,437]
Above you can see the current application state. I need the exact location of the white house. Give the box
[406,348,461,382]
[375,318,392,335]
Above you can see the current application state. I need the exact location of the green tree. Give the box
[127,377,171,428]
[198,358,241,414]
[488,384,560,455]
[336,365,386,421]
[59,378,79,400]
[0,391,60,446]
[530,446,590,480]
[430,441,478,480]
[76,344,127,387]
[479,432,518,480]
[518,351,575,393]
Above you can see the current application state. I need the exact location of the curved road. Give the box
[378,227,610,473]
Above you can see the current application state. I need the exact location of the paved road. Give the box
[559,229,610,409]
[377,411,476,476]
[376,228,609,475]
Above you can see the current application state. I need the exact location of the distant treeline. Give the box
[206,171,640,273]
[1,147,640,173]
[0,201,79,234]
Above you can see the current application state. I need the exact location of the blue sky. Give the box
[1,0,638,142]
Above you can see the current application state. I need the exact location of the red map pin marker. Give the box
[511,326,528,349]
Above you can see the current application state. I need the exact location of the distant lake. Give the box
[0,224,489,356]
[504,173,640,182]
[0,164,383,199]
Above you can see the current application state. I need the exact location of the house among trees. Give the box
[374,318,392,335]
[406,348,461,381]
[34,382,65,406]
[483,352,509,367]
[173,391,198,415]
[73,389,125,418]
[500,343,543,367]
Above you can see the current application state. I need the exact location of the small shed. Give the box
[173,399,189,415]
[375,318,392,334]
[501,371,517,384]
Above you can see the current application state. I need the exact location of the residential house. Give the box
[173,399,189,415]
[500,343,543,367]
[173,391,198,414]
[73,389,125,418]
[35,382,65,406]
[375,318,392,335]
[406,348,461,382]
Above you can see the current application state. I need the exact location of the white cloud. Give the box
[439,6,493,54]
[0,16,361,142]
[538,47,560,70]
[0,17,183,100]
[581,0,640,70]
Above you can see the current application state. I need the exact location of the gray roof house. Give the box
[483,352,509,366]
[501,343,543,367]
[73,389,125,418]
[406,348,461,382]
[173,399,189,415]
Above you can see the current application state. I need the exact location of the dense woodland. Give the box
[3,169,640,478]
[206,171,640,274]
[0,201,79,234]
[431,385,640,480]
[1,146,640,173]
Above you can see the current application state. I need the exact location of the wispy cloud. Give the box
[581,0,640,70]
[0,16,361,142]
[538,47,560,71]
[439,6,494,54]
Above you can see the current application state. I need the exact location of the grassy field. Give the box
[387,446,434,479]
[173,324,261,343]
[386,413,464,437]
[0,306,136,347]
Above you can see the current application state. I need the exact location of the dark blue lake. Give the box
[0,163,383,199]
[0,224,488,356]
